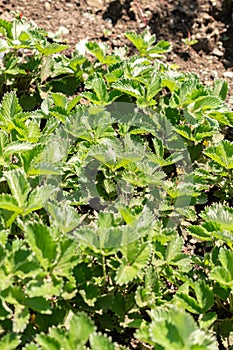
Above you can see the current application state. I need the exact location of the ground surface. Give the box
[1,0,233,105]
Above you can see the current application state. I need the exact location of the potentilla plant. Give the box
[0,13,232,350]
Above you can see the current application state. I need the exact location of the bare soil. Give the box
[1,0,233,104]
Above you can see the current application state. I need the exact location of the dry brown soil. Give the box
[1,0,233,104]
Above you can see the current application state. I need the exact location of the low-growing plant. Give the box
[0,12,232,350]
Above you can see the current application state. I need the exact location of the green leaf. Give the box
[126,30,170,58]
[0,194,23,213]
[24,185,55,215]
[29,162,62,176]
[148,40,171,56]
[4,169,30,208]
[85,74,107,102]
[26,274,62,299]
[35,42,69,56]
[176,281,214,315]
[112,78,144,98]
[148,305,218,350]
[0,18,13,39]
[25,223,57,270]
[199,312,217,330]
[176,292,202,314]
[146,72,161,101]
[53,238,79,277]
[19,144,43,174]
[51,92,67,108]
[68,312,95,344]
[210,266,233,287]
[203,140,233,169]
[0,130,8,162]
[115,242,151,285]
[192,96,223,112]
[210,248,233,286]
[125,30,153,53]
[218,247,233,275]
[187,225,212,241]
[0,91,22,125]
[34,334,60,350]
[4,142,35,155]
[135,285,154,308]
[66,95,82,112]
[90,333,114,350]
[165,236,184,262]
[208,111,233,126]
[47,202,81,234]
[200,203,233,231]
[24,297,51,314]
[13,304,30,333]
[213,79,228,100]
[0,333,21,350]
[86,42,105,62]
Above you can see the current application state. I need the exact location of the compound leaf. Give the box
[25,223,57,270]
[115,242,151,285]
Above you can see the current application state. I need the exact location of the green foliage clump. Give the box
[0,13,232,349]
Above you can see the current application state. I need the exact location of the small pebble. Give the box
[44,2,51,11]
[210,70,218,79]
[212,47,224,57]
[104,17,113,25]
[223,71,233,79]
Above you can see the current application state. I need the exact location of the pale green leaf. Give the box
[29,162,62,175]
[112,78,144,98]
[67,312,95,346]
[86,41,105,62]
[204,140,233,169]
[24,186,55,215]
[148,306,218,349]
[47,202,81,234]
[0,194,22,213]
[146,73,161,101]
[193,96,223,111]
[115,242,151,285]
[209,266,233,286]
[218,247,233,278]
[25,223,57,270]
[199,312,217,330]
[4,142,35,155]
[85,74,107,102]
[194,282,214,313]
[0,333,21,350]
[13,305,30,333]
[0,91,22,121]
[90,333,114,350]
[176,292,202,314]
[165,236,184,262]
[213,79,228,100]
[51,92,67,108]
[208,111,233,126]
[4,169,30,208]
[53,238,79,277]
[201,203,233,231]
[35,42,69,56]
[34,335,60,350]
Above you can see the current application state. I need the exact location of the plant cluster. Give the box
[0,13,233,349]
